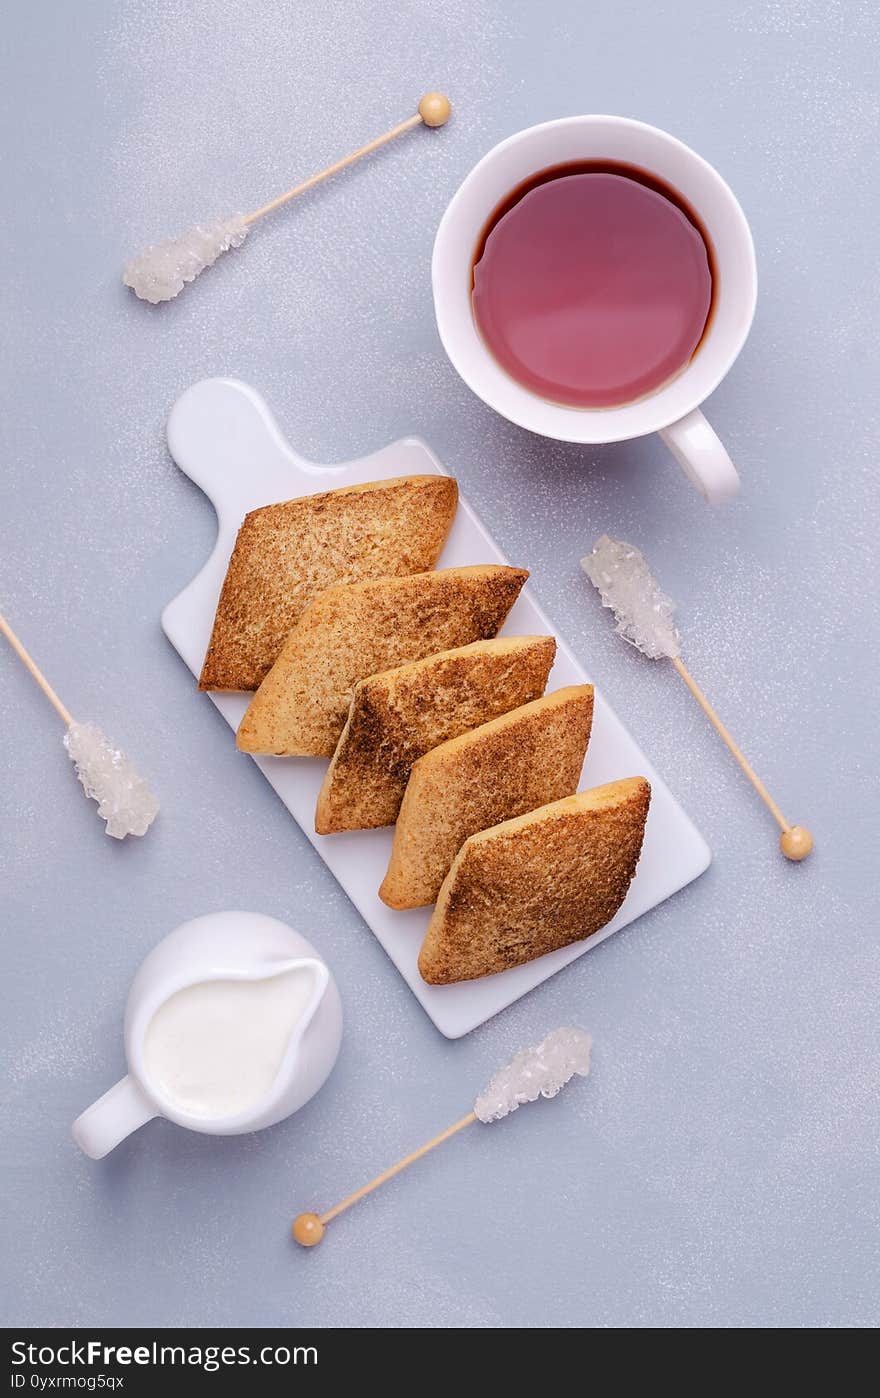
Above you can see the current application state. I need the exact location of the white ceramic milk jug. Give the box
[72,911,343,1158]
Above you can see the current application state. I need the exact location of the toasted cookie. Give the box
[236,565,529,757]
[418,778,650,984]
[199,474,458,690]
[381,685,593,907]
[315,636,556,833]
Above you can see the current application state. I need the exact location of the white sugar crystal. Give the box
[64,721,159,839]
[122,214,248,303]
[581,534,681,661]
[474,1027,592,1124]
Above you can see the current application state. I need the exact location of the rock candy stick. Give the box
[0,613,158,840]
[581,535,813,861]
[123,93,451,304]
[123,216,248,305]
[292,1028,591,1247]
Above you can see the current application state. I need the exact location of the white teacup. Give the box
[432,116,757,502]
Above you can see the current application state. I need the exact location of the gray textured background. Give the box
[2,0,878,1330]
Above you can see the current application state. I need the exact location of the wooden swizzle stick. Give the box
[292,1027,592,1247]
[123,93,452,304]
[0,613,159,839]
[581,537,813,861]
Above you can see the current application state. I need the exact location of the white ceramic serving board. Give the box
[163,378,710,1038]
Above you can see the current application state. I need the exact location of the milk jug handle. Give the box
[72,1075,157,1159]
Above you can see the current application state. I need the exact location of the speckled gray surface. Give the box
[2,0,878,1330]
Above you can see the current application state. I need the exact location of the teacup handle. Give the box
[72,1075,157,1159]
[660,409,740,503]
